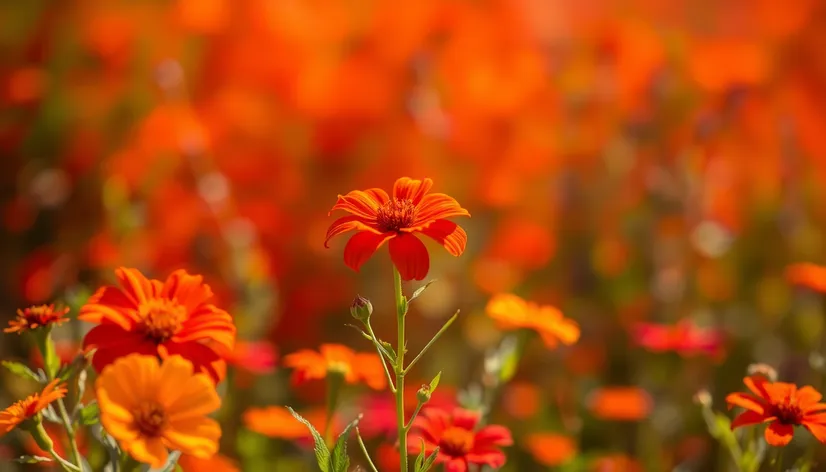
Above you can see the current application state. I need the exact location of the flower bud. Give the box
[692,389,712,407]
[747,363,777,382]
[417,384,432,404]
[350,295,373,322]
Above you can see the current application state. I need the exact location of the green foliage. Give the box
[77,401,100,426]
[409,280,436,303]
[412,439,439,472]
[286,406,330,472]
[1,360,40,382]
[330,415,361,472]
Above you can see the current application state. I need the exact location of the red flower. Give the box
[632,319,724,358]
[5,305,70,334]
[325,177,470,281]
[408,408,512,472]
[726,374,826,446]
[79,267,236,383]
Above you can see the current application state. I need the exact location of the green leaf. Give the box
[286,406,330,472]
[419,447,440,472]
[413,439,426,472]
[1,360,40,382]
[330,415,361,472]
[14,455,52,464]
[379,341,397,364]
[429,371,441,392]
[77,401,100,426]
[409,280,436,303]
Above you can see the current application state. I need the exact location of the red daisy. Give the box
[408,407,512,472]
[325,177,470,281]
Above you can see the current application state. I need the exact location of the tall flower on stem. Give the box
[727,374,826,446]
[4,305,70,334]
[79,267,236,383]
[0,379,66,437]
[325,177,470,281]
[326,177,469,471]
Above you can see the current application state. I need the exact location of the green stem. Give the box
[403,311,459,375]
[393,267,408,472]
[404,401,425,432]
[365,321,397,393]
[355,427,379,472]
[56,399,82,468]
[31,422,77,472]
[324,372,345,446]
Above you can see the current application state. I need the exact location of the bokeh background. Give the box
[2,0,826,470]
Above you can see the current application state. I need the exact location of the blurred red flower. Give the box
[632,319,724,358]
[283,343,386,390]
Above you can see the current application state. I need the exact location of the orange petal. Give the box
[325,215,382,248]
[765,421,794,446]
[393,177,433,205]
[796,386,823,409]
[161,270,212,313]
[163,416,221,458]
[114,267,152,306]
[329,190,383,219]
[126,436,168,469]
[725,393,767,414]
[743,374,771,400]
[414,193,470,225]
[343,231,395,272]
[804,422,826,443]
[389,233,430,281]
[730,410,769,429]
[419,220,467,257]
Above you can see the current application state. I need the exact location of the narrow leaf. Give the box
[409,280,436,303]
[286,406,330,472]
[429,372,442,392]
[1,361,40,382]
[420,447,440,472]
[330,415,362,472]
[413,438,426,472]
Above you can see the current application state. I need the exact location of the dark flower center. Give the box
[376,199,416,232]
[139,300,186,343]
[439,426,475,456]
[772,402,803,425]
[133,401,167,437]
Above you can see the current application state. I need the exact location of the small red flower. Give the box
[632,319,724,358]
[5,305,70,334]
[408,408,512,472]
[726,374,826,446]
[325,177,470,281]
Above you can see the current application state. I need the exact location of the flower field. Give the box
[2,1,826,471]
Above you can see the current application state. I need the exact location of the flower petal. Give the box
[419,220,468,257]
[466,448,507,468]
[743,374,772,401]
[325,216,382,248]
[389,234,430,281]
[163,416,221,458]
[125,436,168,469]
[451,409,481,430]
[90,335,158,375]
[797,386,823,409]
[725,393,767,414]
[414,193,470,225]
[329,190,383,219]
[730,410,769,429]
[444,457,469,472]
[78,286,140,327]
[160,342,226,384]
[765,422,794,446]
[804,421,826,443]
[393,177,433,205]
[474,425,513,447]
[115,267,153,306]
[161,270,213,313]
[343,231,396,272]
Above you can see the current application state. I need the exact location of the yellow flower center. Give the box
[133,401,167,437]
[138,299,186,343]
[439,426,475,456]
[376,199,416,232]
[327,361,351,376]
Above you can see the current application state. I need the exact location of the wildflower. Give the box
[785,263,826,292]
[726,374,826,446]
[592,454,643,472]
[243,406,336,440]
[485,293,580,348]
[79,267,236,383]
[5,305,70,334]
[178,453,240,472]
[524,433,577,466]
[632,319,724,358]
[96,354,221,468]
[0,379,67,436]
[588,387,653,421]
[283,344,386,390]
[325,177,470,281]
[408,408,513,471]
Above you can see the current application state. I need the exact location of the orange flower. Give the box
[726,374,826,446]
[96,354,221,468]
[325,177,470,281]
[283,344,386,390]
[5,305,70,334]
[485,294,580,348]
[79,267,236,383]
[0,380,67,436]
[524,433,577,466]
[785,263,826,293]
[178,453,239,472]
[588,387,652,421]
[592,454,642,472]
[243,406,337,440]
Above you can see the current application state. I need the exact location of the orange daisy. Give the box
[5,305,70,334]
[96,354,221,468]
[178,453,240,472]
[243,406,338,440]
[325,177,470,281]
[79,267,236,383]
[0,379,67,436]
[587,387,653,421]
[726,374,826,446]
[785,263,826,293]
[485,294,580,348]
[283,344,387,390]
[524,433,577,467]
